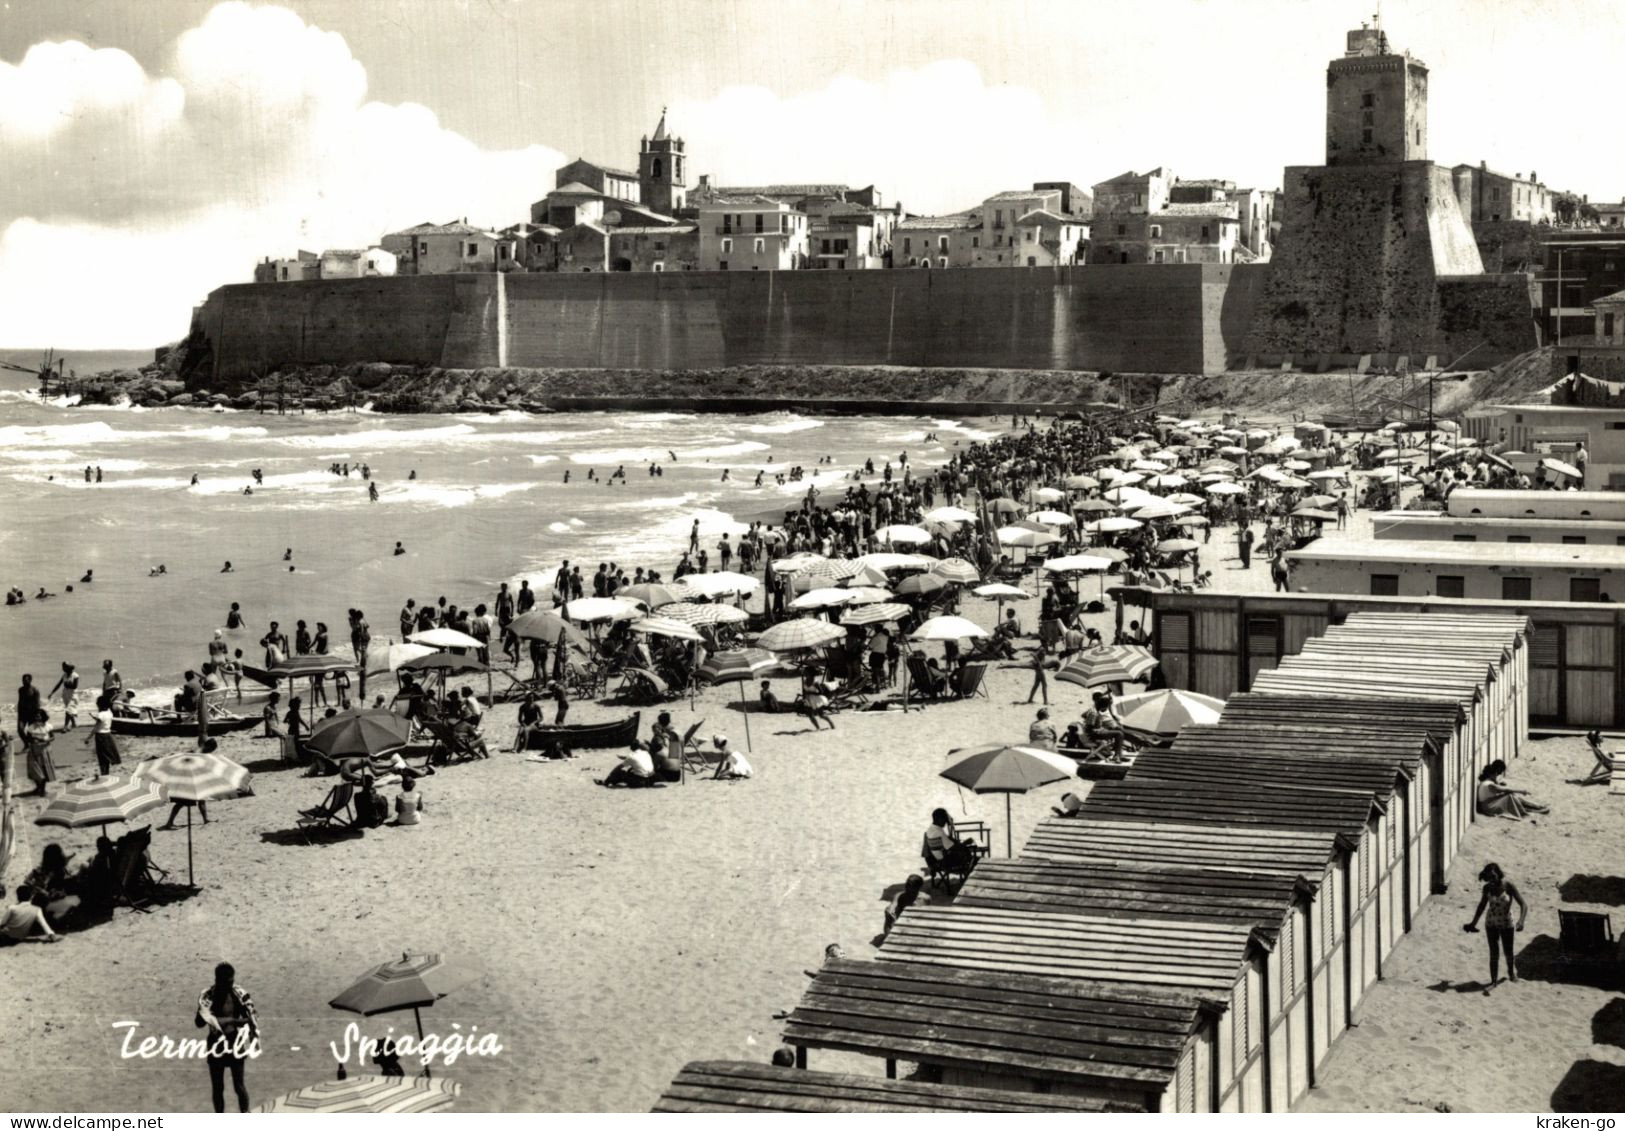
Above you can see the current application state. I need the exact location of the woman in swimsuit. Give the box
[1464,862,1528,988]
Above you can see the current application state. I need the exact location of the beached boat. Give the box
[523,711,640,751]
[113,711,260,739]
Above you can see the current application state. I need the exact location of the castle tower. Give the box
[1325,19,1428,165]
[638,109,686,217]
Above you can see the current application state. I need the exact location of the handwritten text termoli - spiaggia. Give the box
[112,1020,503,1067]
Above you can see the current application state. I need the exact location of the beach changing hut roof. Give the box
[651,1061,1131,1112]
[1023,818,1339,884]
[1079,774,1380,843]
[1219,694,1465,747]
[1155,728,1418,793]
[785,958,1202,1097]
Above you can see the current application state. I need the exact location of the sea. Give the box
[0,368,1001,706]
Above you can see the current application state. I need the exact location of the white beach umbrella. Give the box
[679,571,760,598]
[1027,510,1076,526]
[910,615,988,641]
[1031,486,1067,503]
[1041,554,1113,574]
[1088,516,1144,533]
[857,552,932,572]
[407,627,484,650]
[996,526,1058,548]
[924,505,979,523]
[770,552,826,574]
[876,524,932,545]
[565,597,645,623]
[1205,481,1246,496]
[789,587,856,610]
[974,582,1031,600]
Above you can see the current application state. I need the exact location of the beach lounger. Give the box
[905,655,949,705]
[953,662,991,700]
[921,820,990,893]
[827,673,875,712]
[677,719,709,778]
[298,782,356,840]
[110,827,166,912]
[618,667,672,705]
[423,719,487,765]
[1558,910,1625,979]
[1581,733,1623,787]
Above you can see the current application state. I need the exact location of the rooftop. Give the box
[384,220,495,237]
[550,182,604,198]
[1374,511,1625,533]
[984,189,1054,202]
[1594,289,1625,305]
[610,225,696,236]
[702,183,849,199]
[1287,537,1625,569]
[561,157,638,180]
[1015,208,1073,226]
[1157,202,1240,219]
[1095,167,1170,185]
[896,212,978,231]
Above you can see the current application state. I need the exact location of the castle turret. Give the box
[638,108,686,217]
[1325,18,1428,166]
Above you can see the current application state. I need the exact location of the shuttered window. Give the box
[1246,616,1280,656]
[1283,912,1297,993]
[1530,624,1560,668]
[1160,611,1192,652]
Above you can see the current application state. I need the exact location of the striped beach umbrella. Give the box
[619,583,685,609]
[661,602,749,626]
[929,558,981,584]
[34,773,167,829]
[253,1075,462,1114]
[841,602,911,626]
[132,752,252,886]
[508,609,589,647]
[894,573,948,599]
[757,617,846,653]
[789,587,855,610]
[629,615,705,642]
[1055,646,1159,689]
[697,648,780,751]
[330,952,479,1078]
[941,744,1079,856]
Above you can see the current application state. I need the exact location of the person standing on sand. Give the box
[48,662,79,729]
[1464,862,1528,988]
[349,609,371,700]
[16,675,39,740]
[86,694,122,775]
[1023,649,1048,705]
[196,962,258,1113]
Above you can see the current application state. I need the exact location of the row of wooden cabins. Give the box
[656,611,1529,1113]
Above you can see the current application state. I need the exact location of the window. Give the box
[1562,535,1587,545]
[754,214,764,233]
[1501,576,1532,601]
[1362,92,1374,107]
[721,238,732,253]
[718,260,728,270]
[1027,256,1036,266]
[1507,535,1532,544]
[466,243,479,256]
[652,158,662,179]
[418,241,429,254]
[1026,229,1035,242]
[939,236,948,252]
[1452,534,1478,542]
[903,237,911,254]
[1571,577,1602,602]
[499,245,509,260]
[821,239,831,254]
[1153,249,1165,263]
[938,257,948,269]
[753,238,765,254]
[1117,224,1126,236]
[1201,225,1210,240]
[1370,574,1400,596]
[1437,575,1465,598]
[971,236,979,248]
[1150,225,1162,239]
[652,262,664,272]
[1607,313,1616,338]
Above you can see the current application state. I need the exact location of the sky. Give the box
[2,0,1623,349]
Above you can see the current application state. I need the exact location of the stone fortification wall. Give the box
[197,263,1271,381]
[1244,161,1531,364]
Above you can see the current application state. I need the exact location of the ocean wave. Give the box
[619,412,700,427]
[745,415,824,435]
[0,420,271,448]
[931,419,1001,442]
[546,521,573,533]
[270,423,479,450]
[526,454,560,465]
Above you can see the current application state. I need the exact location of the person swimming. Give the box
[243,486,252,495]
[190,474,199,486]
[393,542,405,556]
[149,565,167,577]
[283,548,293,561]
[80,570,93,583]
[225,602,244,629]
[221,562,233,573]
[35,587,54,600]
[368,481,379,502]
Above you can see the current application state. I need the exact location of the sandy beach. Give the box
[5,508,1622,1113]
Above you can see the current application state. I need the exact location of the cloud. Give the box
[671,61,1091,216]
[0,2,563,347]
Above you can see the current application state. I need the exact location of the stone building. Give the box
[1452,162,1556,224]
[695,198,809,270]
[974,188,1062,266]
[637,110,687,218]
[318,247,397,278]
[1012,209,1087,266]
[608,225,699,272]
[254,250,319,283]
[1597,290,1625,346]
[1243,21,1535,363]
[552,158,641,203]
[1597,202,1625,230]
[1090,168,1175,215]
[379,221,517,275]
[1537,232,1625,343]
[894,213,979,268]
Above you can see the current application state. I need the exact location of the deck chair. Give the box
[424,719,487,764]
[1559,910,1617,958]
[110,827,167,911]
[954,662,991,700]
[297,782,356,840]
[905,654,949,704]
[618,667,670,705]
[1581,732,1622,786]
[921,819,990,892]
[677,718,709,778]
[828,671,874,711]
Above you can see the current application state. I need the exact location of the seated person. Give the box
[1060,722,1085,751]
[351,767,388,829]
[883,874,925,937]
[994,609,1021,641]
[1476,759,1550,820]
[1052,791,1085,818]
[921,658,949,696]
[758,680,781,714]
[922,807,979,873]
[25,844,75,903]
[1083,691,1125,760]
[599,741,656,788]
[711,735,752,780]
[112,691,142,719]
[0,886,61,944]
[512,694,543,753]
[1028,708,1058,751]
[393,776,425,827]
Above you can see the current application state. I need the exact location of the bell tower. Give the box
[638,108,686,217]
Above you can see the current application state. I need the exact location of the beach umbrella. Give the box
[1307,469,1348,482]
[1283,459,1312,471]
[1200,459,1240,473]
[972,581,1030,619]
[789,587,855,610]
[35,773,167,830]
[770,552,825,574]
[678,571,760,598]
[384,642,439,674]
[842,601,911,627]
[1291,508,1337,523]
[876,523,932,545]
[307,709,413,760]
[1299,493,1337,509]
[508,610,589,648]
[330,952,478,1077]
[1111,689,1225,735]
[1165,492,1206,506]
[1063,474,1099,490]
[995,527,1058,548]
[1105,471,1146,488]
[629,615,705,642]
[1102,485,1153,505]
[1091,546,1130,563]
[1156,537,1200,554]
[697,648,779,752]
[407,627,484,650]
[1031,486,1067,503]
[619,583,684,609]
[1087,516,1143,533]
[661,602,749,626]
[845,563,893,588]
[930,558,981,584]
[564,597,644,623]
[1072,498,1115,514]
[1055,646,1158,689]
[1143,473,1188,490]
[791,559,863,591]
[1130,459,1168,473]
[856,552,931,572]
[1218,444,1250,457]
[1275,475,1314,490]
[132,752,253,886]
[254,1076,461,1114]
[924,505,979,523]
[1541,457,1582,479]
[984,497,1022,516]
[895,573,947,598]
[758,617,846,653]
[1027,510,1076,526]
[842,586,895,605]
[1128,501,1191,521]
[1040,554,1112,574]
[1173,515,1210,528]
[941,744,1078,855]
[1205,481,1246,495]
[910,615,987,641]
